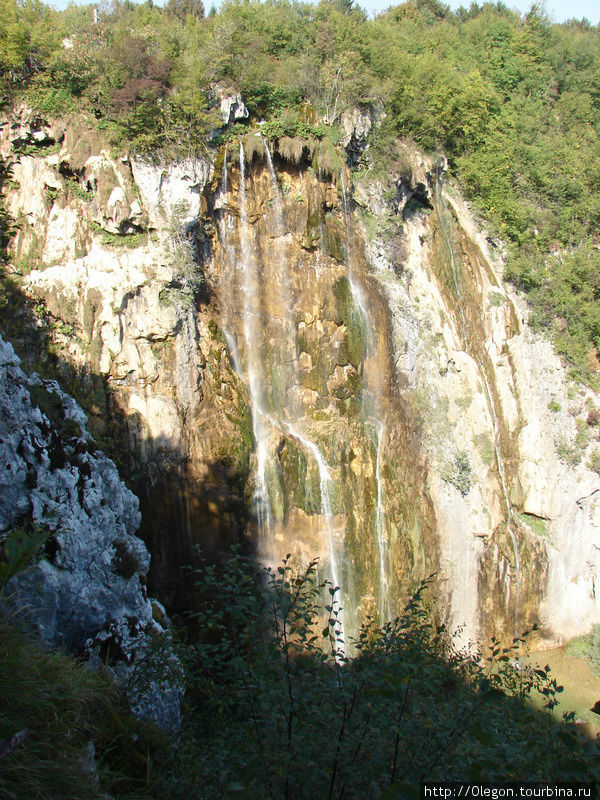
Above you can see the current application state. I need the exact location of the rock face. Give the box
[355,145,600,646]
[0,336,181,733]
[339,106,376,165]
[210,83,249,126]
[0,108,248,612]
[205,137,437,639]
[2,105,600,651]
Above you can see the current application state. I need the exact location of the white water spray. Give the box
[276,417,346,649]
[238,141,273,540]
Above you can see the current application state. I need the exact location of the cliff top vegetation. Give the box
[1,0,600,383]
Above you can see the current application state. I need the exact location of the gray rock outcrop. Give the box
[0,336,181,733]
[209,83,249,126]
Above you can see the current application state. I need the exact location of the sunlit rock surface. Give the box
[2,105,600,652]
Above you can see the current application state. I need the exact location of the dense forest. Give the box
[2,0,600,383]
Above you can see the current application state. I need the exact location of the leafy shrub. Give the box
[244,83,303,119]
[588,450,600,476]
[166,549,598,796]
[443,451,473,496]
[3,546,599,797]
[556,436,582,468]
[261,117,327,142]
[0,523,50,595]
[587,408,600,427]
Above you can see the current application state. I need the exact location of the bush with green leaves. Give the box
[163,549,600,797]
[0,522,50,597]
[3,546,600,797]
[588,450,600,476]
[442,451,473,497]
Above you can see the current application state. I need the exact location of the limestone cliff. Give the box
[0,335,181,732]
[1,106,247,611]
[356,146,600,646]
[2,105,599,649]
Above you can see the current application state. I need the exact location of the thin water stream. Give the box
[276,416,346,649]
[341,174,391,623]
[238,141,273,538]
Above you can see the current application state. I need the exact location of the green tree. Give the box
[0,0,30,102]
[0,0,29,72]
[167,0,205,20]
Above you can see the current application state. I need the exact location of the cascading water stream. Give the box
[263,138,298,403]
[272,415,346,651]
[221,141,348,647]
[349,276,391,621]
[237,141,273,540]
[374,422,391,623]
[262,145,345,644]
[222,326,241,376]
[340,171,392,623]
[340,168,350,219]
[434,161,520,635]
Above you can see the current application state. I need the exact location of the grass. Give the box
[0,618,110,799]
[0,617,170,799]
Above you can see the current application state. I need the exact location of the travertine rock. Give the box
[209,83,249,126]
[3,103,600,656]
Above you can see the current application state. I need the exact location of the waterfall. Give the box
[276,417,346,652]
[375,422,391,623]
[294,434,345,649]
[349,276,391,622]
[263,139,285,237]
[220,141,348,648]
[262,145,346,647]
[263,138,297,405]
[341,170,392,624]
[434,161,520,635]
[340,167,350,219]
[222,326,241,376]
[238,141,273,541]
